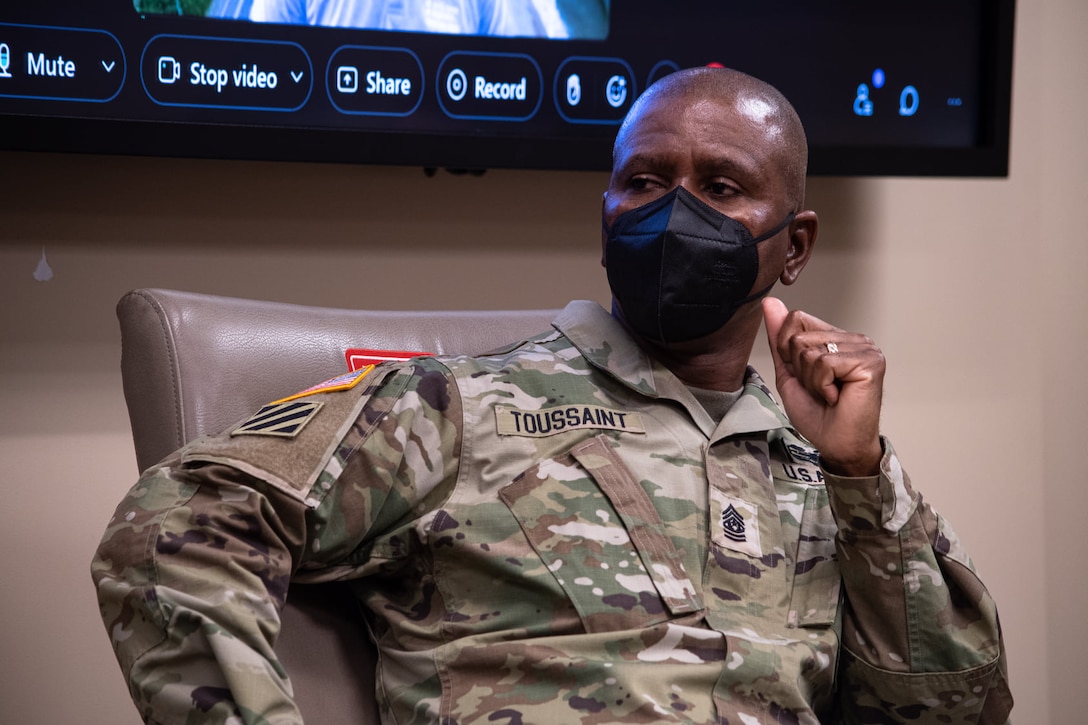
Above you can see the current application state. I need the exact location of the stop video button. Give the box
[141,34,312,111]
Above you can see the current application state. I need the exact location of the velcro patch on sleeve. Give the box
[185,365,397,506]
[232,400,324,439]
[496,405,645,437]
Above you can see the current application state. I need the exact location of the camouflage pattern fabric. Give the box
[92,300,1012,724]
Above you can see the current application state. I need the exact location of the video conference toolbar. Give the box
[0,21,668,125]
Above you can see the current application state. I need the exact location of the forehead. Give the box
[614,91,787,178]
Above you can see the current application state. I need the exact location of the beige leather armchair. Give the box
[116,288,558,724]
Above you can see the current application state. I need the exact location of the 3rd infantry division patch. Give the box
[232,400,324,438]
[231,366,375,439]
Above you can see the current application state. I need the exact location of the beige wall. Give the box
[1,0,1082,721]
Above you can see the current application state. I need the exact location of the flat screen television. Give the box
[0,1,1016,176]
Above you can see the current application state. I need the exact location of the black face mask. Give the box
[605,186,794,344]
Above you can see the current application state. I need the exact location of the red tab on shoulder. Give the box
[345,348,432,372]
[273,365,375,404]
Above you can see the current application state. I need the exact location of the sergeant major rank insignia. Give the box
[711,490,762,558]
[721,504,747,542]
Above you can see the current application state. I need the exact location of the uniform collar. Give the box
[552,301,793,439]
[552,300,657,396]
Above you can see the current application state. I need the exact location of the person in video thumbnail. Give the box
[204,0,608,39]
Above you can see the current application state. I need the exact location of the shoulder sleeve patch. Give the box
[232,400,324,439]
[182,363,409,507]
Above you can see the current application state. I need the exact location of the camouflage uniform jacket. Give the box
[93,300,1012,724]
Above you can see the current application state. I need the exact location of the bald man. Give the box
[94,68,1011,724]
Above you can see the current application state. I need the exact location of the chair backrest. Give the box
[116,287,559,724]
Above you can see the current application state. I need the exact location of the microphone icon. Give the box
[0,43,12,78]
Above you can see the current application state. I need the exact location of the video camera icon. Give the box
[158,56,181,84]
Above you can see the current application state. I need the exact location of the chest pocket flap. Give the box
[788,484,841,628]
[500,434,703,633]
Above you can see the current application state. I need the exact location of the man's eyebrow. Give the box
[615,151,674,173]
[614,150,762,185]
[693,152,760,180]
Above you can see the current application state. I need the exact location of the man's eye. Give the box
[707,181,735,196]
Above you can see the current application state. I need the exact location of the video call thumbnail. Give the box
[134,0,610,40]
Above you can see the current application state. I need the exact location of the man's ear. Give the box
[780,210,817,285]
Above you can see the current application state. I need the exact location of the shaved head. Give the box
[614,67,809,209]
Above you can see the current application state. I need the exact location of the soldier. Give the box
[93,67,1012,723]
